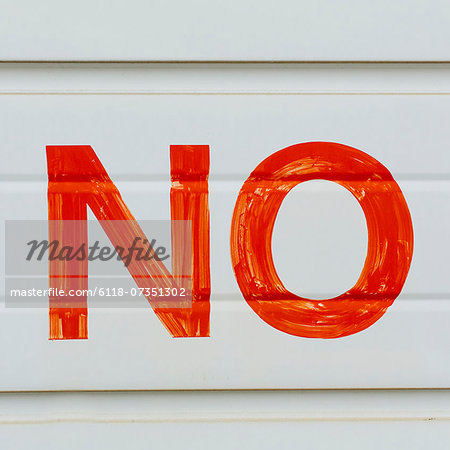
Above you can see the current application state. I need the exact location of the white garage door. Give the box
[1,1,450,448]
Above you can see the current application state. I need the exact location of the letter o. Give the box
[230,142,413,338]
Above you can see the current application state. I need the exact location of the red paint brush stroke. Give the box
[230,141,413,338]
[47,145,210,340]
[48,190,88,339]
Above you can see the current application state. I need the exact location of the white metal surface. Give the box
[0,1,449,61]
[1,390,450,449]
[1,1,450,432]
[0,64,449,390]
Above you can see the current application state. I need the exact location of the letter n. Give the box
[47,145,210,340]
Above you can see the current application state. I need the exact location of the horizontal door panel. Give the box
[0,1,449,61]
[1,63,449,389]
